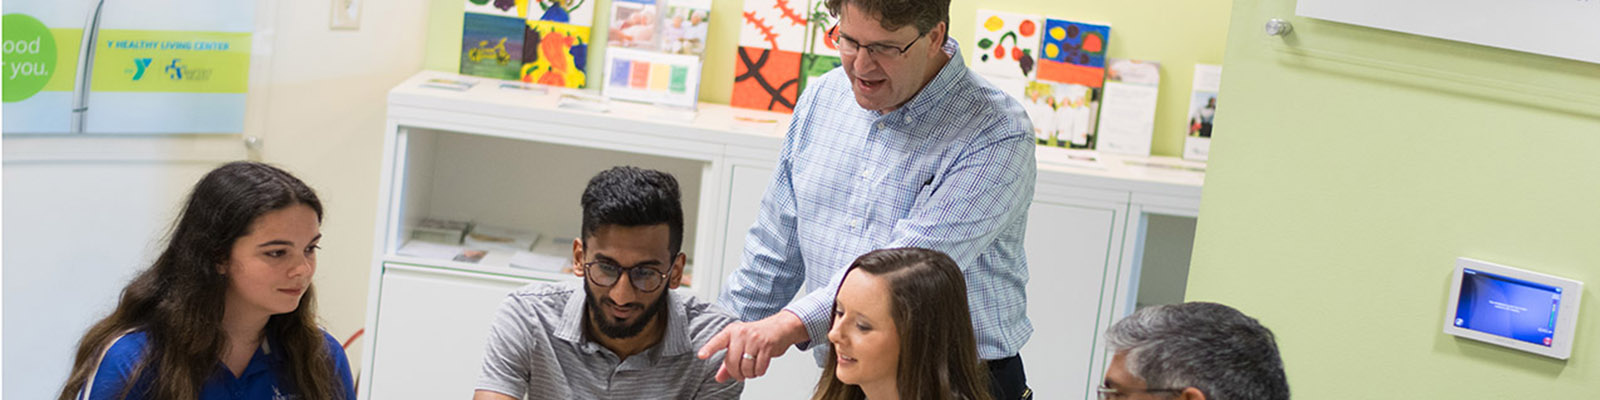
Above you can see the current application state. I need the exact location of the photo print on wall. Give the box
[608,0,660,50]
[661,0,713,56]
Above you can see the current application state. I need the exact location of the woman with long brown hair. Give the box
[57,161,354,400]
[812,248,993,400]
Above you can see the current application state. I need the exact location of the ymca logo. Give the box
[124,58,212,82]
[127,58,152,80]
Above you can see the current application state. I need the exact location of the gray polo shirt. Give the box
[476,280,743,399]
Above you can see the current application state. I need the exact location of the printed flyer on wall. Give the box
[2,0,258,134]
[1184,64,1222,161]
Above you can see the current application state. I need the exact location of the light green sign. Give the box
[3,13,57,102]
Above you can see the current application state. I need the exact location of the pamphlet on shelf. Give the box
[465,224,541,252]
[412,218,471,244]
[529,236,578,274]
[646,104,699,123]
[498,82,549,94]
[421,77,477,91]
[1096,59,1161,156]
[452,248,489,263]
[397,240,494,265]
[557,92,612,113]
[1122,159,1207,173]
[509,250,571,273]
[726,109,784,136]
[397,240,464,260]
[1035,146,1107,170]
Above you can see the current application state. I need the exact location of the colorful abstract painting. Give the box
[1037,18,1110,88]
[732,46,801,112]
[461,13,526,80]
[739,0,807,52]
[802,0,839,57]
[521,21,590,88]
[971,10,1041,80]
[531,0,596,27]
[798,53,841,94]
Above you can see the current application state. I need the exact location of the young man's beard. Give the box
[584,284,670,339]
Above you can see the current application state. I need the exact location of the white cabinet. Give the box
[365,265,532,400]
[361,72,1205,400]
[1021,196,1126,400]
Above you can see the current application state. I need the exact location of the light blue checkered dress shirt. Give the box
[719,37,1036,360]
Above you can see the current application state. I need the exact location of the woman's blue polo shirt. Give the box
[80,330,356,400]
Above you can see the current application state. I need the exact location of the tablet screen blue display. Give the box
[1454,268,1562,347]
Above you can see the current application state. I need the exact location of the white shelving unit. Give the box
[358,71,1206,400]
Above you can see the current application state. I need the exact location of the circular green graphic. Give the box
[3,13,57,102]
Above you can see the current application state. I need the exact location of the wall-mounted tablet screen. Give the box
[1444,257,1583,360]
[1452,268,1563,347]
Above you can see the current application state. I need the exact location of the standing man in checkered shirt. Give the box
[698,0,1037,398]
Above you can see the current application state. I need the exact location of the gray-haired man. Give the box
[1098,302,1289,400]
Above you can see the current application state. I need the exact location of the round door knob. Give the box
[1264,18,1293,37]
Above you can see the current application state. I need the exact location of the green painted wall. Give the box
[1189,0,1600,398]
[422,0,1232,157]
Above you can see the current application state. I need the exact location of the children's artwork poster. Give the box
[461,13,526,80]
[803,0,839,57]
[660,0,712,56]
[798,53,841,94]
[1095,59,1161,156]
[1037,18,1110,88]
[739,0,808,52]
[603,48,702,108]
[971,10,1042,80]
[461,1,595,88]
[522,21,591,88]
[467,0,596,26]
[1184,64,1222,161]
[608,0,659,49]
[530,0,596,27]
[3,0,258,134]
[465,0,522,17]
[1024,80,1100,149]
[732,46,800,112]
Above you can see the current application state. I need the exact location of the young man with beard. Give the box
[474,167,742,399]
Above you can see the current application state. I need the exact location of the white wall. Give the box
[2,137,246,400]
[254,0,432,371]
[1,1,429,397]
